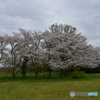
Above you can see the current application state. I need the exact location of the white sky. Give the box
[0,0,100,47]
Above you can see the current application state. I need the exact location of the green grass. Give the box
[0,73,100,100]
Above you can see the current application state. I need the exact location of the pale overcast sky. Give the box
[0,0,100,47]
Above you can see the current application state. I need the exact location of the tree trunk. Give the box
[47,67,52,78]
[23,73,26,79]
[12,73,16,79]
[63,68,72,77]
[60,69,63,78]
[21,56,28,79]
[35,72,38,79]
[12,67,16,79]
[48,71,52,78]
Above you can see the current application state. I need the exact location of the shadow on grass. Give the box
[0,73,100,83]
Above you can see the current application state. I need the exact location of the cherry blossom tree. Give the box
[49,23,77,33]
[41,24,99,77]
[0,36,8,63]
[1,33,23,79]
[16,29,44,78]
[0,23,99,79]
[93,47,100,65]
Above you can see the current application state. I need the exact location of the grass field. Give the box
[0,73,100,100]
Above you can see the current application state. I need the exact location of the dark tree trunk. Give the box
[35,72,38,79]
[12,67,16,79]
[21,56,28,79]
[60,69,63,78]
[23,73,26,79]
[48,71,52,78]
[47,68,52,78]
[12,73,16,79]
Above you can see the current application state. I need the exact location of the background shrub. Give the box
[70,71,88,78]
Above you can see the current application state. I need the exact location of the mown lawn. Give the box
[0,73,100,100]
